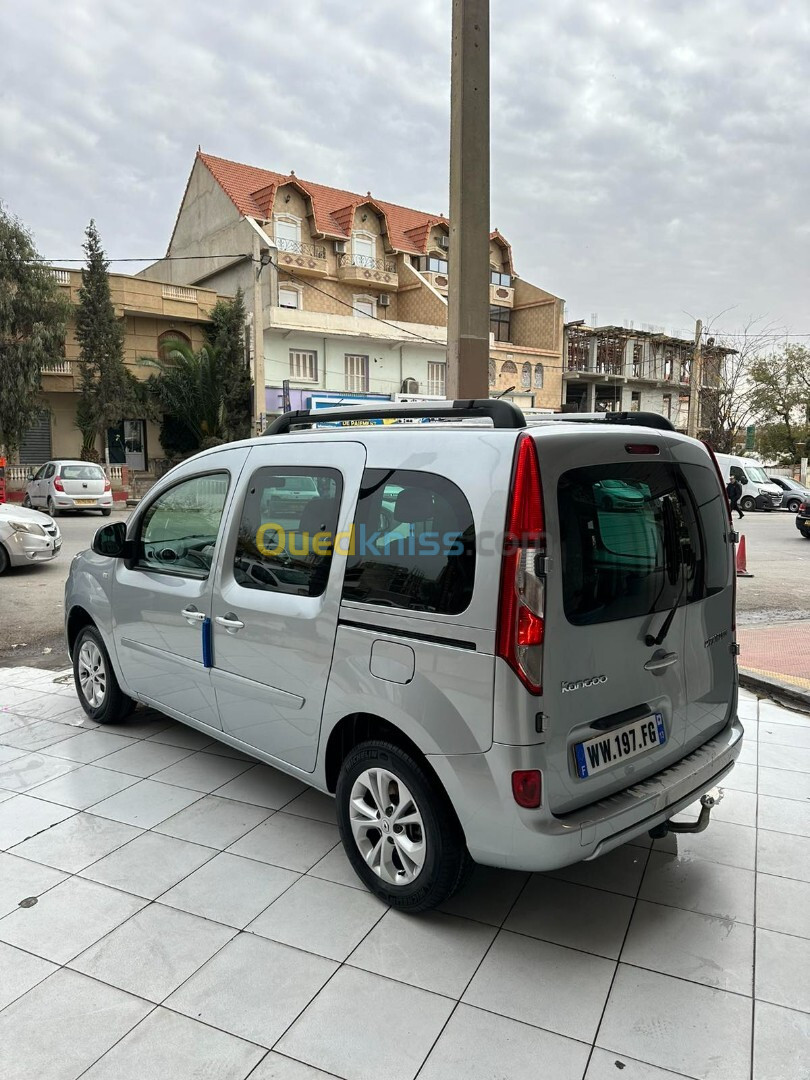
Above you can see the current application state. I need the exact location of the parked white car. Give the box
[0,503,62,573]
[23,460,113,516]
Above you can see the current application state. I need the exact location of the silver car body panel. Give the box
[65,420,740,873]
[0,504,62,567]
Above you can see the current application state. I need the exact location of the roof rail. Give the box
[264,398,526,435]
[527,411,676,432]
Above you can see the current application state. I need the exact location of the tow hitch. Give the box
[648,787,724,839]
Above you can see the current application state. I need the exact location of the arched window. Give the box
[534,363,544,388]
[158,330,191,362]
[521,362,531,388]
[488,359,496,386]
[501,360,517,375]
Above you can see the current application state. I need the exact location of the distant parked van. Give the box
[714,454,782,511]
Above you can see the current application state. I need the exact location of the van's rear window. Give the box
[558,461,725,626]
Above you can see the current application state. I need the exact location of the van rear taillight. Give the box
[496,435,546,694]
[512,770,542,808]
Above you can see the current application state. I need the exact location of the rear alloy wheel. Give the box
[21,494,32,509]
[47,497,60,517]
[336,740,471,912]
[740,496,756,512]
[73,625,134,723]
[787,498,801,513]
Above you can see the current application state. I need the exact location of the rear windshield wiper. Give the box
[645,497,685,647]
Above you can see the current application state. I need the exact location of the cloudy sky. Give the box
[2,0,808,341]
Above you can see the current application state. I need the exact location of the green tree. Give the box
[206,289,251,441]
[748,345,810,460]
[0,205,70,456]
[755,421,810,465]
[146,340,224,448]
[74,220,137,460]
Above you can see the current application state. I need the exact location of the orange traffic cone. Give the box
[736,535,754,577]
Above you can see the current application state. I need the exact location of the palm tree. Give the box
[146,340,224,448]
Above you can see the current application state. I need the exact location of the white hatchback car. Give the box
[24,460,113,516]
[0,503,62,573]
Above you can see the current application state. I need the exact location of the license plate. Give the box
[74,499,95,505]
[574,713,666,779]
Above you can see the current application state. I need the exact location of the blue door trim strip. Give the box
[201,618,213,668]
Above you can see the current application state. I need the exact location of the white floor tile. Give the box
[463,929,615,1042]
[597,965,752,1080]
[756,828,810,883]
[757,766,810,802]
[166,933,337,1048]
[154,794,272,849]
[724,761,758,793]
[10,812,142,873]
[438,864,529,926]
[759,721,810,749]
[349,908,496,997]
[98,739,195,777]
[160,851,299,927]
[0,968,152,1080]
[80,1006,265,1080]
[306,844,365,891]
[0,852,66,917]
[0,719,79,751]
[755,928,810,1013]
[756,874,810,938]
[80,830,216,898]
[247,1054,339,1079]
[757,793,810,837]
[753,1001,810,1080]
[70,902,236,1003]
[89,778,203,828]
[652,819,757,871]
[640,850,755,923]
[586,1047,706,1078]
[27,762,139,809]
[0,876,146,964]
[759,742,810,774]
[277,965,454,1080]
[151,750,254,792]
[0,941,57,1011]
[623,900,754,994]
[0,794,75,850]
[547,843,648,897]
[505,876,634,959]
[420,1003,590,1080]
[228,811,340,872]
[42,728,138,763]
[283,787,338,824]
[213,764,308,809]
[0,751,80,793]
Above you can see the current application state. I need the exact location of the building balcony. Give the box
[489,282,514,307]
[274,237,329,279]
[337,253,398,291]
[40,360,72,375]
[50,269,72,286]
[422,270,449,295]
[162,284,198,303]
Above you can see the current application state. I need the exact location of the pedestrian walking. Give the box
[727,475,744,519]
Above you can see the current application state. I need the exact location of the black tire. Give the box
[72,625,135,724]
[336,740,472,912]
[0,544,9,575]
[101,508,112,517]
[787,499,801,513]
[47,497,60,518]
[740,496,756,512]
[21,494,32,509]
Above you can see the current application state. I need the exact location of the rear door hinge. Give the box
[730,642,740,657]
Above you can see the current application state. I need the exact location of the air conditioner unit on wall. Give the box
[334,240,347,254]
[378,294,391,307]
[438,235,450,250]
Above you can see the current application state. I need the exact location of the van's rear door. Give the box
[533,431,735,815]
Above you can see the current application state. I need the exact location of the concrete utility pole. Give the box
[686,318,703,438]
[252,234,267,434]
[446,0,490,400]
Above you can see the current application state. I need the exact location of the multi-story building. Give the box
[562,323,734,431]
[141,151,564,421]
[16,270,218,472]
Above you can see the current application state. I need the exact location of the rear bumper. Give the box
[428,716,744,872]
[796,517,810,534]
[55,495,112,510]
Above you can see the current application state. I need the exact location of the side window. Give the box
[33,466,48,481]
[731,466,746,484]
[44,464,56,479]
[342,469,475,615]
[136,472,229,576]
[233,467,342,597]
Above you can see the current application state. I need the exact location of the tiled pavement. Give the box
[0,667,808,1080]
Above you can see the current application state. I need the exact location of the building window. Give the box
[345,354,369,392]
[488,359,496,387]
[278,286,301,310]
[414,256,449,275]
[352,231,376,266]
[630,391,641,412]
[521,362,531,388]
[490,270,512,287]
[501,359,517,376]
[158,330,191,362]
[534,363,544,388]
[427,361,446,397]
[490,305,511,343]
[274,215,302,252]
[353,295,376,319]
[663,394,672,418]
[289,349,318,381]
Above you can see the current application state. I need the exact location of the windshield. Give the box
[745,466,770,484]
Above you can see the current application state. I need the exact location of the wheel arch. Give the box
[66,605,96,660]
[324,711,446,799]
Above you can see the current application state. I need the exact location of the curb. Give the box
[739,668,810,714]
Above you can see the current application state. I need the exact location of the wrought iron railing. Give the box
[339,253,397,273]
[275,237,327,259]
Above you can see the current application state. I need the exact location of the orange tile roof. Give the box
[196,151,510,261]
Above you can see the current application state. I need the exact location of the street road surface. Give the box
[1,505,808,670]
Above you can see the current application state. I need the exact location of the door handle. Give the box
[215,613,245,633]
[181,606,206,625]
[644,652,679,672]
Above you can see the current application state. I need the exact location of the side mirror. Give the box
[27,470,34,480]
[739,476,748,485]
[92,521,129,557]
